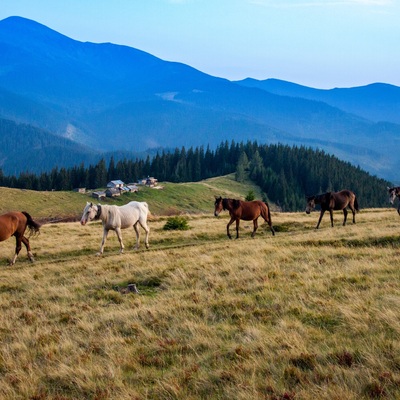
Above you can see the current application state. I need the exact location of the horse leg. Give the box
[97,228,109,255]
[226,217,235,239]
[21,236,34,262]
[261,207,275,236]
[316,210,325,229]
[330,210,334,227]
[115,227,124,254]
[251,218,258,238]
[235,218,240,239]
[133,223,140,249]
[10,235,22,265]
[342,208,348,226]
[349,205,356,224]
[138,218,150,249]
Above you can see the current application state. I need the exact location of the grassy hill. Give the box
[0,204,399,398]
[0,174,265,220]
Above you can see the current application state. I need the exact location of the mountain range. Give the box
[0,16,399,181]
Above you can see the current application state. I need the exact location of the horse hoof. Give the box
[96,252,102,256]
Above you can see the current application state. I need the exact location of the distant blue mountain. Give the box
[235,78,400,124]
[0,16,399,180]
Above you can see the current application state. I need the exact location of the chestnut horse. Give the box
[305,190,359,229]
[214,197,275,239]
[0,211,41,265]
[387,186,400,214]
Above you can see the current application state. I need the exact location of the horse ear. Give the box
[90,202,93,207]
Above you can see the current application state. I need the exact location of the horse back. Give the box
[332,190,356,210]
[238,200,264,220]
[108,202,149,229]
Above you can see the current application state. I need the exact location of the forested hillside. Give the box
[0,141,389,211]
[0,118,99,174]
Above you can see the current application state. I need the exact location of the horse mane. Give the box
[97,204,110,223]
[222,198,241,210]
[315,192,332,203]
[232,199,241,210]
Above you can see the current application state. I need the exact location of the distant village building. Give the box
[73,188,86,194]
[107,180,125,189]
[106,188,121,198]
[92,191,106,200]
[138,176,158,187]
[126,184,139,192]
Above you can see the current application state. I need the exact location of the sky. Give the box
[0,0,399,89]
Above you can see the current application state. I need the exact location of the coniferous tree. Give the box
[235,151,249,182]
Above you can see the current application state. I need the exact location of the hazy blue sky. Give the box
[1,0,399,88]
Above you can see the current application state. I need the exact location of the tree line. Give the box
[0,141,390,211]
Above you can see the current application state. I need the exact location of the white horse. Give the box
[80,201,150,255]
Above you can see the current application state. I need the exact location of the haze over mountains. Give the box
[0,16,399,181]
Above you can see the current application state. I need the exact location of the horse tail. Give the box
[22,211,41,237]
[264,202,275,236]
[354,195,359,212]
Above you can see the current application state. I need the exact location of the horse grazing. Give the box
[305,190,359,229]
[0,211,41,265]
[80,201,150,254]
[387,186,400,214]
[214,197,275,239]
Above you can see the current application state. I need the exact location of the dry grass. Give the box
[0,208,399,399]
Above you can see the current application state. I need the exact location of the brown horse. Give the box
[305,190,359,229]
[387,186,400,214]
[214,197,275,239]
[0,211,41,265]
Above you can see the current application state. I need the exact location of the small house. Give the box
[92,191,106,200]
[146,177,158,187]
[106,188,121,198]
[126,184,139,192]
[107,180,125,189]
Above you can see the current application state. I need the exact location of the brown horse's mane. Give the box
[314,192,331,204]
[222,198,241,210]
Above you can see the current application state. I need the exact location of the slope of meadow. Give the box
[0,174,264,220]
[0,183,399,399]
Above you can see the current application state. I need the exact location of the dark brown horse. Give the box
[305,190,359,229]
[214,197,275,239]
[0,211,41,265]
[387,186,400,214]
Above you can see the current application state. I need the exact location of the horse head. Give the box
[305,196,316,214]
[80,202,100,225]
[214,196,223,217]
[387,186,400,204]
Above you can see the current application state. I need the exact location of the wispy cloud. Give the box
[166,0,191,4]
[248,0,392,7]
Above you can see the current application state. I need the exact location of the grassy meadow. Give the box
[0,177,400,399]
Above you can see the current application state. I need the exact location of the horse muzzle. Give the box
[80,220,87,226]
[214,211,220,217]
